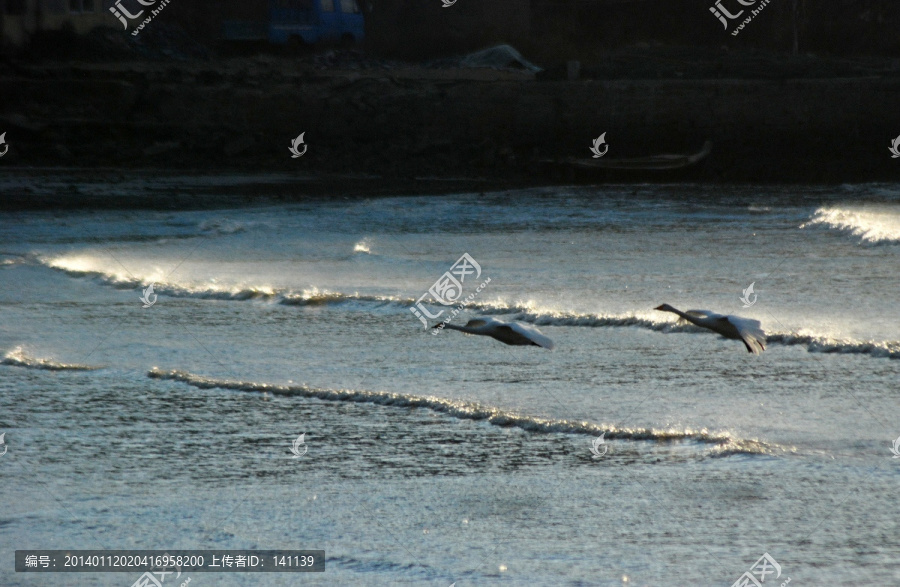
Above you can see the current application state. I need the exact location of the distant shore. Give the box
[1,55,899,206]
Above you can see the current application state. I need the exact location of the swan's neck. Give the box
[668,307,703,326]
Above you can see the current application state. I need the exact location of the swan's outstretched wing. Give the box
[727,315,767,354]
[678,309,719,326]
[506,322,556,350]
[685,310,718,319]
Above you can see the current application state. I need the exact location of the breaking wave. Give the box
[149,368,779,456]
[353,239,373,254]
[479,305,691,332]
[478,306,900,360]
[2,347,101,371]
[801,205,900,244]
[765,332,900,359]
[41,256,900,360]
[0,253,27,267]
[41,256,407,308]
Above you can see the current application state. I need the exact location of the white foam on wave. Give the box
[766,332,900,359]
[0,252,28,267]
[801,205,900,244]
[480,304,900,360]
[40,256,900,360]
[148,368,779,456]
[2,346,101,371]
[478,301,717,333]
[42,255,406,307]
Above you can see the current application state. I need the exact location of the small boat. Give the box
[548,140,712,171]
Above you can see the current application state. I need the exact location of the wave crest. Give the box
[2,347,100,371]
[802,205,900,244]
[766,332,900,359]
[41,257,900,360]
[476,305,900,360]
[148,368,776,455]
[42,258,406,307]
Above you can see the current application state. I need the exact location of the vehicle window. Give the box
[320,0,335,12]
[340,0,359,13]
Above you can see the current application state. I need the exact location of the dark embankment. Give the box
[1,47,899,209]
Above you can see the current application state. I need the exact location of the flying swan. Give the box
[434,317,555,349]
[654,304,766,354]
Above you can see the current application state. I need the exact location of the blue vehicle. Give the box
[223,0,364,47]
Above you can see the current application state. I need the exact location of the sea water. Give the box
[1,182,898,585]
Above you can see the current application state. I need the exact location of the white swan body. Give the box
[655,304,766,354]
[434,317,555,350]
